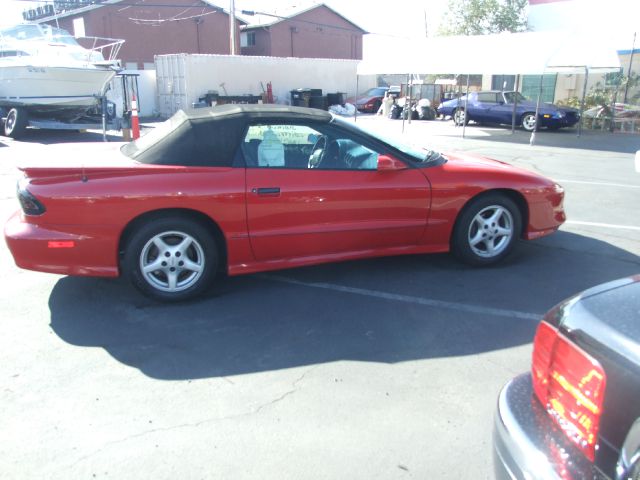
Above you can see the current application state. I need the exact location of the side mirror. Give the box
[377,155,407,172]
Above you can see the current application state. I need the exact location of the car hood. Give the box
[516,99,579,114]
[442,151,539,174]
[436,151,559,190]
[346,95,377,105]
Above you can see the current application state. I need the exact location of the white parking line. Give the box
[262,274,542,321]
[556,179,640,189]
[565,220,640,231]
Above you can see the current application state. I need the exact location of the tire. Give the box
[4,108,28,138]
[123,217,219,301]
[453,108,467,126]
[521,113,537,132]
[451,194,522,266]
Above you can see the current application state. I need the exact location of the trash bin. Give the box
[327,92,346,106]
[309,95,328,110]
[291,89,312,107]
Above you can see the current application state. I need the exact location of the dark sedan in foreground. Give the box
[494,276,640,479]
[438,91,580,131]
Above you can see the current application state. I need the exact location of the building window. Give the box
[241,31,256,47]
[491,75,516,91]
[522,74,557,103]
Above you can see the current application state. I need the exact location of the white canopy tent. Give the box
[359,31,621,75]
[357,30,622,139]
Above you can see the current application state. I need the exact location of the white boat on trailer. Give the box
[0,24,124,138]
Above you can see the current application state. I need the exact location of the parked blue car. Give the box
[437,91,580,131]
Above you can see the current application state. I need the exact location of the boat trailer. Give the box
[1,73,140,141]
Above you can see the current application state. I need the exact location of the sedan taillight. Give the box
[531,321,607,462]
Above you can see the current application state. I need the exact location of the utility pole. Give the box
[424,9,428,37]
[229,0,237,55]
[623,32,636,105]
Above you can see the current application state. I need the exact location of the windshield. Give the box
[504,92,529,103]
[0,25,44,41]
[333,117,443,164]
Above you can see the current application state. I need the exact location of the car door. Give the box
[473,92,501,123]
[242,122,431,262]
[489,92,517,124]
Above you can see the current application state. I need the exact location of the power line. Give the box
[9,0,415,39]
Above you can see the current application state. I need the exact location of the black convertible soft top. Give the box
[121,105,333,167]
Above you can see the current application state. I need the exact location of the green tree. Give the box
[440,0,528,36]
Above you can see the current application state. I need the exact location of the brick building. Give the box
[240,4,366,60]
[32,1,366,67]
[37,0,244,69]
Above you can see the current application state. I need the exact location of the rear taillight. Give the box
[17,180,45,216]
[532,321,607,462]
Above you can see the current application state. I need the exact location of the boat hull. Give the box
[0,65,116,117]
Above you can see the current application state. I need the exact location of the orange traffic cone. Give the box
[131,96,140,140]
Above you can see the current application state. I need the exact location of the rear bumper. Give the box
[4,211,119,277]
[493,373,606,480]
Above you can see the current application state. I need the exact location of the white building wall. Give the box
[155,54,375,118]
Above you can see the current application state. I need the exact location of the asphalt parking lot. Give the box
[1,118,639,479]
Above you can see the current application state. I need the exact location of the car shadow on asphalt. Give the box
[47,231,640,380]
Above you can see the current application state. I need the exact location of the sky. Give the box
[1,0,638,49]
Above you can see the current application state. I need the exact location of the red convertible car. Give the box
[5,105,565,301]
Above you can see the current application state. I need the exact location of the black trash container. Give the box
[327,92,346,106]
[291,89,312,107]
[309,95,328,110]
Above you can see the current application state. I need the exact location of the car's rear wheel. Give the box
[123,217,218,301]
[4,108,28,138]
[521,113,537,132]
[453,108,467,126]
[451,194,521,266]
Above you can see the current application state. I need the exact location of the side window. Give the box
[242,124,318,168]
[242,123,379,171]
[477,92,498,104]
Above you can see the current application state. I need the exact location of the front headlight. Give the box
[554,111,565,118]
[554,183,564,194]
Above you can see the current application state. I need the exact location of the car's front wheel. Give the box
[451,194,522,266]
[453,108,467,126]
[521,113,537,132]
[123,217,218,301]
